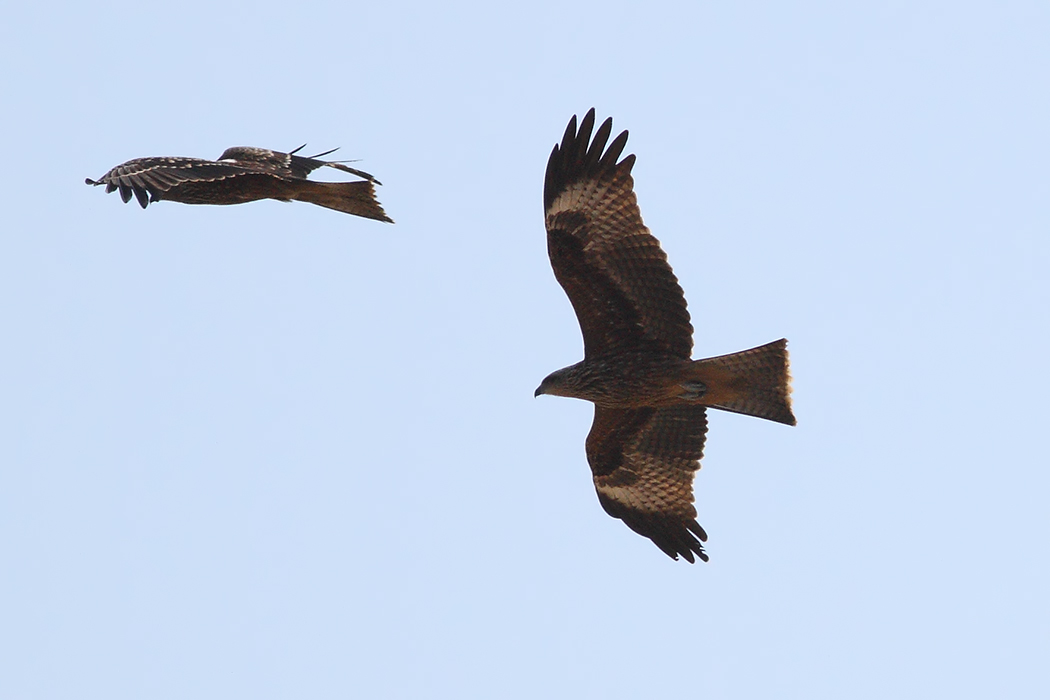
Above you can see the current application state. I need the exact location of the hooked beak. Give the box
[534,384,545,398]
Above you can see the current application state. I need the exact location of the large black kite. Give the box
[87,145,392,222]
[535,110,795,562]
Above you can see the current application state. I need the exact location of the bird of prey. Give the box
[535,109,796,563]
[86,145,392,222]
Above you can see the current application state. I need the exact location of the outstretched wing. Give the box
[544,109,693,359]
[587,405,709,562]
[85,156,274,209]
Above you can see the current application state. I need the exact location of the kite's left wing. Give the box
[86,157,265,208]
[587,404,710,562]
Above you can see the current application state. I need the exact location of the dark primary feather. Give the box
[588,405,710,563]
[543,108,693,360]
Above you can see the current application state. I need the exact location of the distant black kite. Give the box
[87,145,392,222]
[535,110,795,563]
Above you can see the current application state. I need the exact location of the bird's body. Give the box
[536,110,795,563]
[537,353,700,406]
[538,341,795,419]
[86,145,392,222]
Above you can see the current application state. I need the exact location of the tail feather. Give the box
[294,180,393,223]
[690,339,795,425]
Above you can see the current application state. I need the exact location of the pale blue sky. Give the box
[2,2,1049,698]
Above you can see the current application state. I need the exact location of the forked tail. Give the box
[294,180,393,222]
[690,339,796,425]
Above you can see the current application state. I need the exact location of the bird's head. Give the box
[218,146,274,162]
[534,367,574,398]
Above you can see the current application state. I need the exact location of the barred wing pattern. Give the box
[543,109,693,360]
[588,405,710,563]
[86,157,270,208]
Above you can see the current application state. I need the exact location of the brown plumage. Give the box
[535,109,795,563]
[86,145,392,222]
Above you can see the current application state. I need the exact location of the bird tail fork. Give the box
[293,180,393,223]
[689,339,796,425]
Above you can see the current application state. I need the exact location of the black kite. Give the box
[86,145,392,222]
[535,110,795,563]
